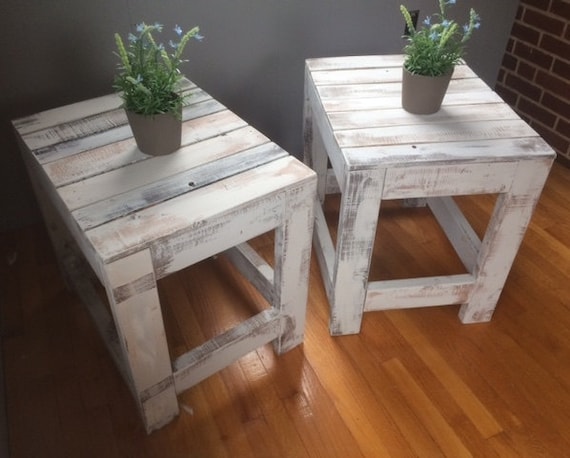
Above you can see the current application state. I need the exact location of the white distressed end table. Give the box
[303,54,556,336]
[13,80,316,433]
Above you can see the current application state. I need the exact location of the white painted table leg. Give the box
[102,249,178,433]
[303,102,327,204]
[329,170,385,335]
[459,159,553,323]
[20,150,78,289]
[273,179,316,353]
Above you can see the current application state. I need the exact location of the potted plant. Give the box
[114,22,203,155]
[400,0,481,114]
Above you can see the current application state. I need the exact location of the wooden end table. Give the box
[13,80,316,432]
[303,55,555,336]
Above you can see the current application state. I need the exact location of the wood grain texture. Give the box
[304,55,556,335]
[12,79,317,433]
[2,161,569,457]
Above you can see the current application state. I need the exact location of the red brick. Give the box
[551,0,570,19]
[522,0,551,10]
[497,68,507,84]
[556,118,570,141]
[523,9,566,35]
[543,92,570,118]
[512,21,541,45]
[506,73,543,101]
[518,61,537,80]
[502,52,518,71]
[536,70,570,101]
[540,34,570,61]
[556,153,570,167]
[552,59,570,81]
[513,41,554,69]
[495,83,519,106]
[518,98,557,127]
[506,38,515,53]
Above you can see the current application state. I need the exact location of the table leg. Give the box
[20,147,79,289]
[273,178,316,353]
[303,102,328,204]
[329,170,385,335]
[459,159,553,323]
[102,249,179,433]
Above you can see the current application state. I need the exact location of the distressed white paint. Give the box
[303,54,556,335]
[13,79,317,433]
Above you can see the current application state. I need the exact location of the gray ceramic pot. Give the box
[401,67,453,115]
[126,110,182,156]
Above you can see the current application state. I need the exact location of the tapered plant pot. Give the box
[401,67,453,114]
[126,110,182,156]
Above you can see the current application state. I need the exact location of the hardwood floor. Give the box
[1,162,569,458]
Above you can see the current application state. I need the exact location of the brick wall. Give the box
[496,0,570,165]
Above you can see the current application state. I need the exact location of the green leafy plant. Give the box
[400,0,480,76]
[114,22,203,117]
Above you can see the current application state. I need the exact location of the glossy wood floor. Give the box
[2,162,569,458]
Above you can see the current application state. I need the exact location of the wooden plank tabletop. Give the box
[13,81,313,265]
[305,55,556,168]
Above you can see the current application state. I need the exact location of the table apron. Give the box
[380,161,520,199]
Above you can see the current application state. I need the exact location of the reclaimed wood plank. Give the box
[427,197,482,272]
[304,76,348,193]
[58,110,252,210]
[343,138,554,168]
[22,84,202,154]
[34,96,233,164]
[272,171,316,353]
[304,54,555,335]
[459,158,555,323]
[47,121,263,191]
[310,64,476,86]
[306,54,407,71]
[335,119,537,149]
[71,143,286,230]
[85,156,315,267]
[365,274,475,311]
[382,162,518,199]
[13,79,196,137]
[315,76,492,102]
[328,169,385,335]
[103,249,178,433]
[223,242,275,304]
[312,203,336,302]
[173,309,282,393]
[327,103,518,131]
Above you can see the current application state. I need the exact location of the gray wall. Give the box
[0,0,519,229]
